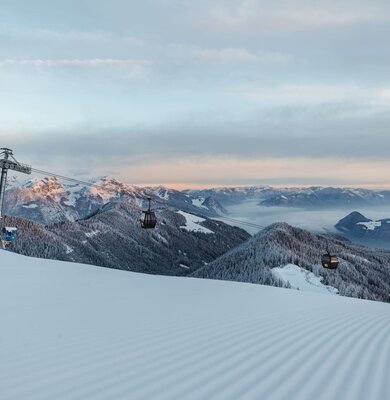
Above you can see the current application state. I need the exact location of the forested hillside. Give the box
[193,223,390,302]
[3,202,249,276]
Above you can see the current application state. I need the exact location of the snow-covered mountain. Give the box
[193,222,390,303]
[336,211,390,234]
[5,201,249,276]
[1,250,389,400]
[336,211,390,249]
[4,176,226,224]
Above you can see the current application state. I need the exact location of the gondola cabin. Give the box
[140,198,157,229]
[321,252,339,269]
[2,227,17,243]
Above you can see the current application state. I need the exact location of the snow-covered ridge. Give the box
[1,251,389,400]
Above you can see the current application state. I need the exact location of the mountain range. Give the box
[6,176,390,227]
[4,176,226,225]
[258,187,390,208]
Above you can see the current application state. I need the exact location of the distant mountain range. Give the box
[259,187,390,208]
[190,186,390,208]
[193,222,390,303]
[186,186,273,206]
[6,177,390,227]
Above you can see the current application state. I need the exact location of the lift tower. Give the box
[0,148,31,219]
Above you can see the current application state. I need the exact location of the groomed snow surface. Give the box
[1,251,390,400]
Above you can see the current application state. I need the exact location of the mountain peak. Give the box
[29,176,64,192]
[335,211,370,232]
[94,176,123,186]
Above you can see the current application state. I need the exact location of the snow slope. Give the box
[1,251,390,400]
[177,210,214,234]
[191,198,208,209]
[272,264,339,295]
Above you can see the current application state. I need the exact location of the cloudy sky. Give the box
[1,0,390,188]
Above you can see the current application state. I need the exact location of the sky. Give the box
[0,0,390,188]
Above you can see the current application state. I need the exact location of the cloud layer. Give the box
[0,0,389,187]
